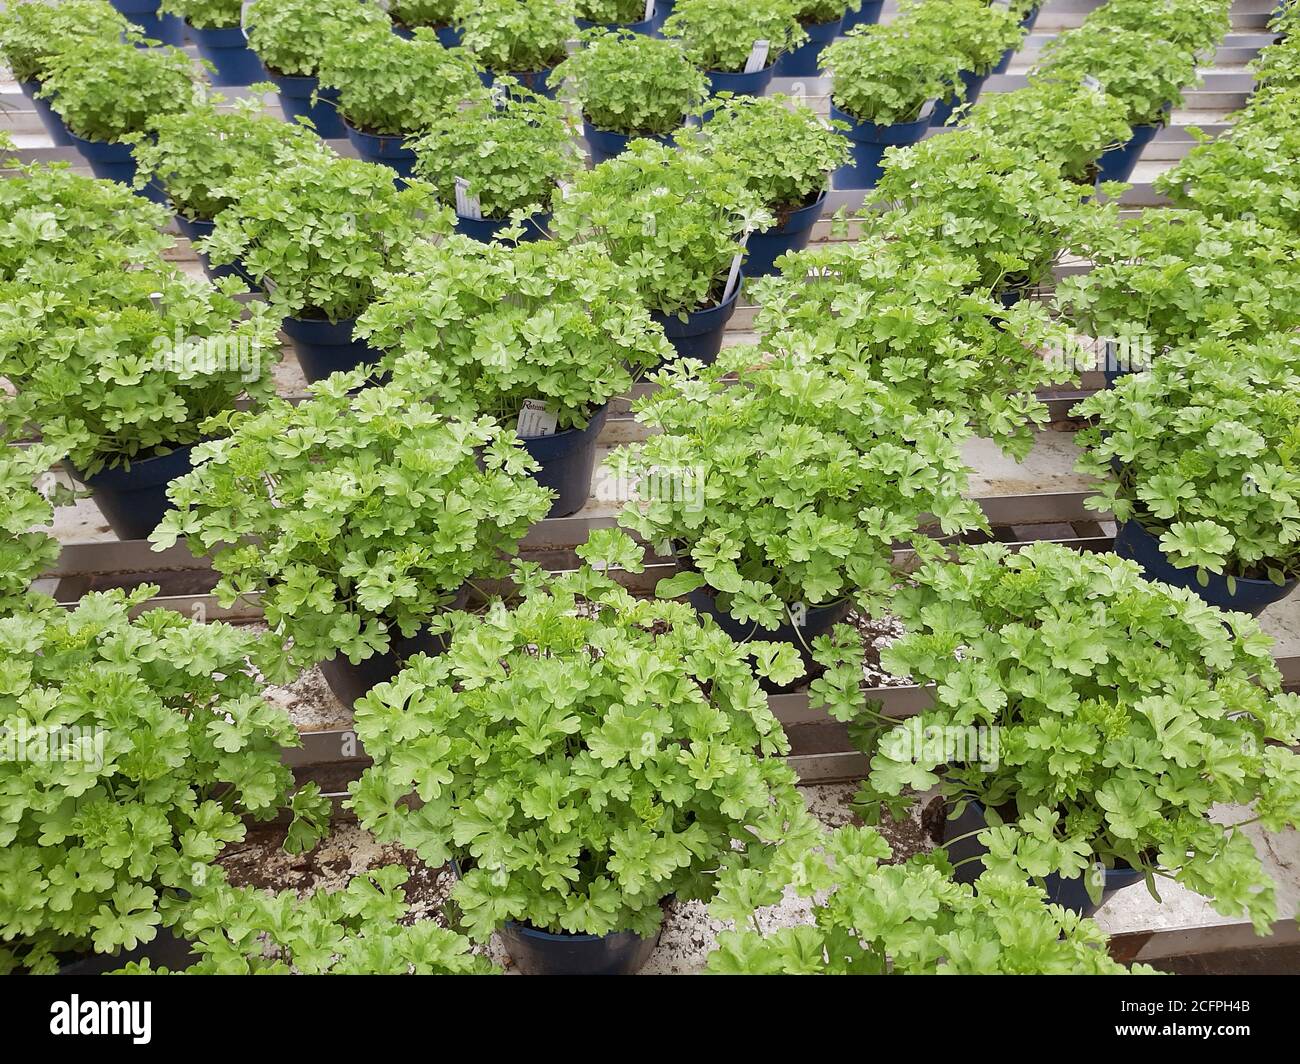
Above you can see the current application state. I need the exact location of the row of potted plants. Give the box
[1058,6,1300,611]
[819,0,1034,187]
[4,0,1298,975]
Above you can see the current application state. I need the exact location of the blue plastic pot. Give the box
[576,15,655,34]
[268,72,346,139]
[583,120,675,164]
[343,120,416,177]
[706,63,776,98]
[1096,110,1168,184]
[1115,518,1298,616]
[19,79,73,146]
[65,444,197,540]
[319,618,459,707]
[830,101,932,189]
[993,43,1016,76]
[110,0,185,45]
[652,0,676,32]
[392,24,463,47]
[281,315,379,384]
[173,213,257,287]
[518,404,608,518]
[498,920,659,975]
[930,68,989,127]
[743,191,827,278]
[66,130,169,206]
[453,210,551,244]
[650,283,742,364]
[774,15,842,76]
[479,67,555,98]
[1020,4,1041,31]
[944,802,1144,918]
[843,0,884,30]
[189,24,263,85]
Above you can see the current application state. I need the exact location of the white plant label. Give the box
[565,38,580,56]
[518,399,558,438]
[991,0,1010,7]
[919,98,938,121]
[743,40,770,74]
[454,177,483,220]
[722,231,750,304]
[240,0,253,39]
[644,0,655,20]
[1082,74,1104,94]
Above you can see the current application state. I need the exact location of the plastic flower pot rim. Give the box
[660,278,742,321]
[450,857,671,942]
[1117,503,1295,586]
[339,113,417,143]
[66,438,199,481]
[944,798,1152,873]
[764,187,827,230]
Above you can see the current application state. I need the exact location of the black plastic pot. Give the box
[706,63,776,99]
[843,0,885,30]
[830,101,932,189]
[19,79,73,145]
[1114,518,1298,616]
[773,15,842,76]
[497,921,659,976]
[688,585,851,657]
[110,0,185,45]
[583,120,675,165]
[1098,338,1149,389]
[57,926,196,975]
[267,72,346,138]
[66,130,169,206]
[453,210,551,244]
[744,191,827,278]
[930,68,989,127]
[64,444,197,541]
[943,801,1143,918]
[576,15,655,34]
[319,620,460,708]
[517,404,607,518]
[650,283,742,365]
[281,315,379,384]
[189,23,263,85]
[343,120,417,178]
[1096,108,1170,184]
[173,213,257,286]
